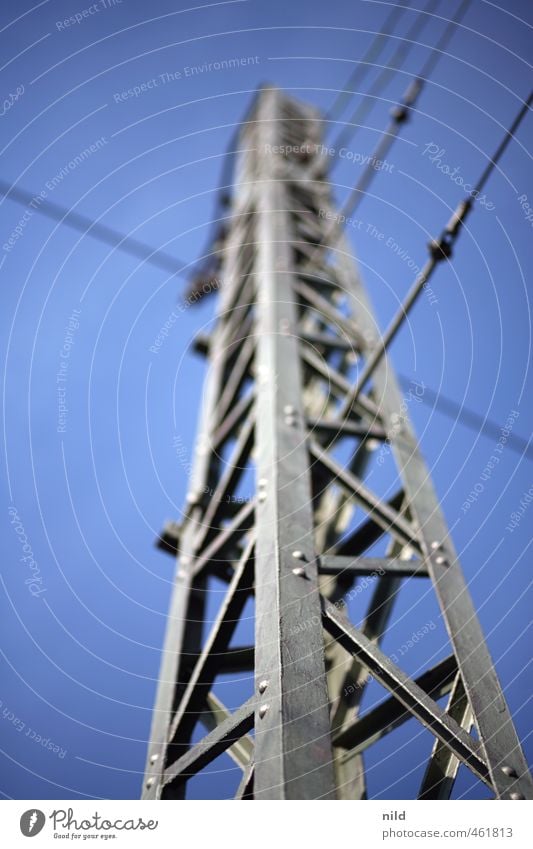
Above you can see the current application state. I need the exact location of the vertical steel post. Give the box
[252,89,335,799]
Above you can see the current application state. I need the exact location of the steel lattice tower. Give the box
[142,87,533,801]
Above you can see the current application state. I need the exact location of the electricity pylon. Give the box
[143,86,533,801]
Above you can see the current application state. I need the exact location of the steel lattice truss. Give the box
[143,87,532,801]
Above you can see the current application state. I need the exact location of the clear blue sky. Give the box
[0,0,532,800]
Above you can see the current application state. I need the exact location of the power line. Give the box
[417,0,470,81]
[0,180,189,277]
[330,0,442,154]
[337,90,533,419]
[325,0,411,124]
[397,374,533,459]
[301,0,471,273]
[474,91,533,194]
[304,0,473,267]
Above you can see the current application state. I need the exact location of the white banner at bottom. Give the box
[1,799,532,848]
